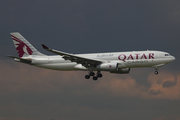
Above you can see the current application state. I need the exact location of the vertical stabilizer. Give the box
[10,32,45,57]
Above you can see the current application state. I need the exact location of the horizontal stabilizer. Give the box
[7,55,32,64]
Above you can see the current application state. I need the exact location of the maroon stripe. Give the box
[11,35,22,43]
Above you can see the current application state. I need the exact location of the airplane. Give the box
[8,32,175,80]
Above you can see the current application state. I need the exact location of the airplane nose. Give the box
[172,56,175,61]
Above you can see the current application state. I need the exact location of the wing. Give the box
[42,44,102,68]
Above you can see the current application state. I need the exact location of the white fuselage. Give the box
[22,50,175,71]
[9,32,176,80]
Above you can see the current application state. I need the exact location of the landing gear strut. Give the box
[85,71,95,79]
[154,67,159,75]
[89,72,95,76]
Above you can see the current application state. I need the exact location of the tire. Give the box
[93,76,98,80]
[97,74,102,78]
[85,75,90,79]
[154,71,158,75]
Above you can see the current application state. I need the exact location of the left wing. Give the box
[42,44,102,68]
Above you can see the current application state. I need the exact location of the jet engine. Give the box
[96,63,130,74]
[97,63,118,71]
[110,68,130,74]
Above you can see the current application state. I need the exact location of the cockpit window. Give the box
[165,54,170,56]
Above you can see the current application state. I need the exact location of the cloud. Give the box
[153,114,180,120]
[92,71,180,100]
[1,60,180,120]
[1,60,180,100]
[148,89,162,95]
[162,78,177,88]
[94,76,147,97]
[145,72,180,100]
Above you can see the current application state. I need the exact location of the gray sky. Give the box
[0,0,180,120]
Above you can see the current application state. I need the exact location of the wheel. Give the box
[90,72,95,76]
[93,76,98,80]
[85,75,90,79]
[97,73,102,78]
[154,71,158,75]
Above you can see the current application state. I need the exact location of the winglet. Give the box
[42,44,49,50]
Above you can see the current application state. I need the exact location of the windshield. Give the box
[165,54,171,56]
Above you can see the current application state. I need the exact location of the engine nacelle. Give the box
[110,68,130,74]
[97,63,118,71]
[97,63,130,74]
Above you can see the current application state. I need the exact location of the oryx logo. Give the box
[11,35,33,57]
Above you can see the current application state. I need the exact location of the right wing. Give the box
[42,44,102,68]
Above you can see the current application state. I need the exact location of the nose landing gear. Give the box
[154,71,158,75]
[154,67,159,75]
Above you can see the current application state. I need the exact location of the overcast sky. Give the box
[1,0,180,120]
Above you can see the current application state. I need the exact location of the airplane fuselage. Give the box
[9,32,175,80]
[19,50,175,71]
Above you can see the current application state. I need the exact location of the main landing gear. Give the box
[85,71,103,81]
[154,67,159,75]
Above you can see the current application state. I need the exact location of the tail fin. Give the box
[10,32,45,57]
